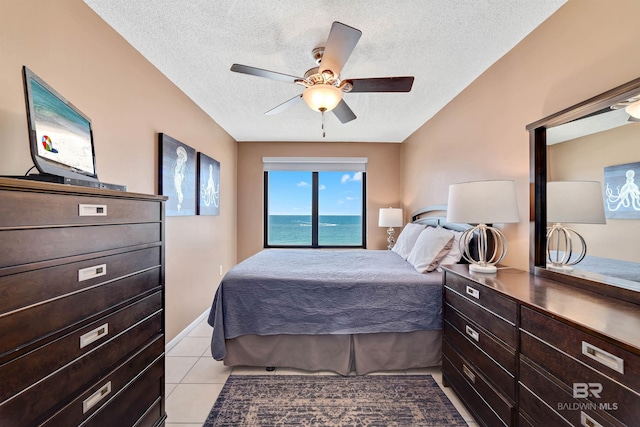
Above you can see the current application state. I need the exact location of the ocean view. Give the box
[268,215,363,246]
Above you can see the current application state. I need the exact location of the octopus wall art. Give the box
[604,161,640,219]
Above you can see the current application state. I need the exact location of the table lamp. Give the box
[546,181,606,272]
[446,180,520,274]
[379,207,403,250]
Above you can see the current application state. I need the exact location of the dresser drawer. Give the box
[443,339,515,426]
[0,267,160,357]
[445,287,517,348]
[0,246,161,316]
[0,291,162,403]
[521,306,640,392]
[519,357,622,427]
[42,345,164,427]
[444,321,515,399]
[0,223,161,268]
[520,331,640,426]
[445,274,517,324]
[0,315,163,426]
[0,190,161,228]
[519,382,572,427]
[445,302,516,374]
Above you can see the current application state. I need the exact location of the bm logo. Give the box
[573,383,602,398]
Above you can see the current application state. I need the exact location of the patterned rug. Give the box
[203,375,468,426]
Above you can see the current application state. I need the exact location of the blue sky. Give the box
[268,171,363,215]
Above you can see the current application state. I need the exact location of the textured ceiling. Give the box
[83,0,566,143]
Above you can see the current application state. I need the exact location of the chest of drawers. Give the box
[0,178,167,426]
[442,264,640,427]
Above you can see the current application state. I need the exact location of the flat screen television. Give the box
[22,66,99,182]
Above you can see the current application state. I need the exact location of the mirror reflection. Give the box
[546,105,640,288]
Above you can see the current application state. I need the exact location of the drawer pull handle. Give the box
[465,325,479,342]
[78,204,108,216]
[462,364,476,383]
[582,341,624,374]
[83,381,111,414]
[78,264,107,282]
[580,411,602,427]
[465,285,479,299]
[80,323,109,349]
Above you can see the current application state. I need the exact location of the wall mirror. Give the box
[528,77,640,304]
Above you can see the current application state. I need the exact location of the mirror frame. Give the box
[528,76,640,305]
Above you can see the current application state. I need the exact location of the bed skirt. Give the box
[222,330,442,376]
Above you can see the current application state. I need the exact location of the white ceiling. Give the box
[83,0,566,143]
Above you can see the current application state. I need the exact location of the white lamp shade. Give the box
[446,180,520,224]
[547,181,606,224]
[302,84,342,112]
[379,208,403,227]
[625,99,640,119]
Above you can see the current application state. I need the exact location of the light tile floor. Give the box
[165,319,479,426]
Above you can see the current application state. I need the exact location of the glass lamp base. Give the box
[469,263,497,274]
[547,263,574,273]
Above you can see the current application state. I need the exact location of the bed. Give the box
[207,206,473,375]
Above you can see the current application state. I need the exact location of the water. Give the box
[268,215,363,246]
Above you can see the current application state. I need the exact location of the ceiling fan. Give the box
[230,21,414,135]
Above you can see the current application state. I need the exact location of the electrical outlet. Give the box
[219,265,223,276]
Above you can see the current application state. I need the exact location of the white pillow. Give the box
[439,229,464,265]
[407,227,455,273]
[391,223,426,260]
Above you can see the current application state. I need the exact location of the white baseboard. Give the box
[165,307,210,353]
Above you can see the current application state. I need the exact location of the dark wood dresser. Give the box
[442,264,640,427]
[0,178,167,426]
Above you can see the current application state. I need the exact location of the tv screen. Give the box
[23,66,99,181]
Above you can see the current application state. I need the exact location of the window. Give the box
[264,160,367,248]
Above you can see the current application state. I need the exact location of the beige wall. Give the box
[401,0,640,271]
[549,123,640,262]
[237,142,401,261]
[0,0,237,341]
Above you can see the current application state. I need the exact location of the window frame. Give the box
[263,170,367,249]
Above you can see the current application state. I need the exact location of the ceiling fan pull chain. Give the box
[321,108,326,138]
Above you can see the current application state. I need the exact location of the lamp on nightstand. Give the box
[546,181,606,272]
[379,207,403,250]
[446,180,520,274]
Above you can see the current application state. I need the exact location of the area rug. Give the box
[203,375,468,426]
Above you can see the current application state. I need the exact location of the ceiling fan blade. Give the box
[347,76,415,93]
[332,99,357,124]
[230,64,301,84]
[319,22,362,77]
[264,95,303,115]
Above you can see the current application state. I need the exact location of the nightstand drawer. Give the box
[520,330,640,426]
[445,274,517,323]
[443,339,515,426]
[0,267,160,358]
[445,321,515,399]
[519,357,621,427]
[0,190,161,228]
[445,302,516,374]
[0,291,162,403]
[0,246,161,316]
[0,315,162,426]
[521,306,640,392]
[445,287,517,348]
[0,222,161,268]
[42,341,164,427]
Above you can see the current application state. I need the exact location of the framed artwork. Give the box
[604,161,640,219]
[159,133,196,216]
[197,152,220,216]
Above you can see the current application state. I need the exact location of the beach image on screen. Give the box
[31,78,95,175]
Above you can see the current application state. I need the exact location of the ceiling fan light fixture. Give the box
[625,99,640,118]
[302,84,342,112]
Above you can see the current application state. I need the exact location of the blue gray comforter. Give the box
[208,249,444,360]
